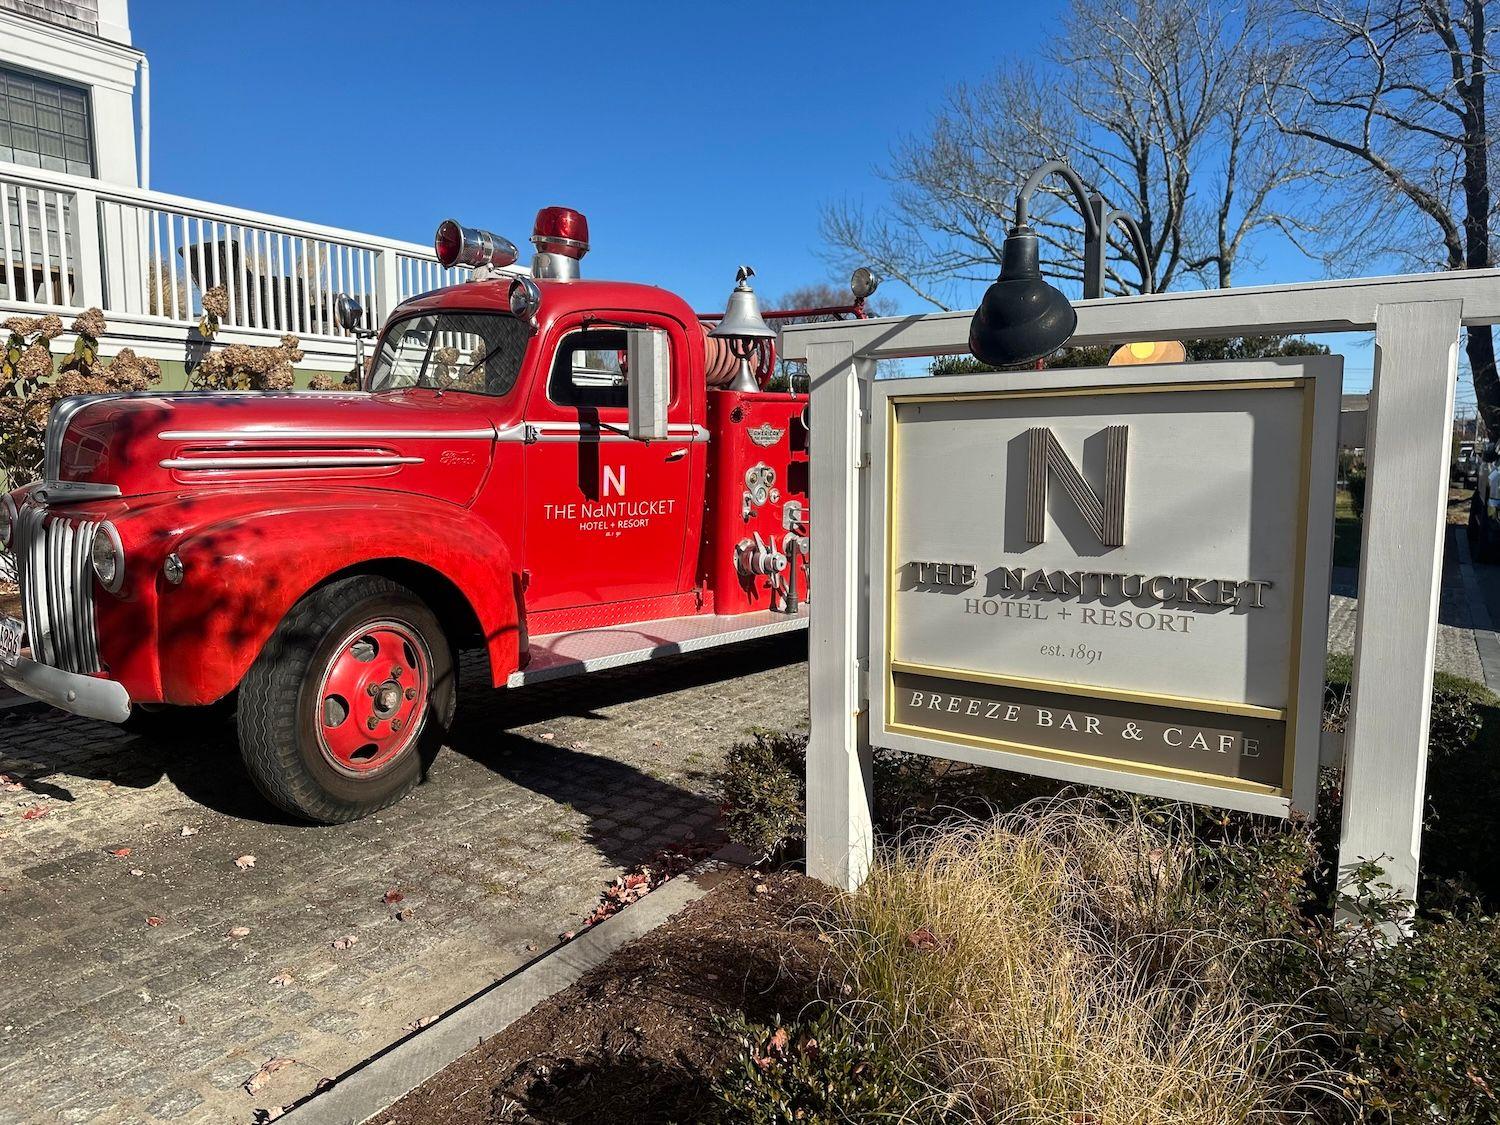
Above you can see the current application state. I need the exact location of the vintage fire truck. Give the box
[0,207,878,822]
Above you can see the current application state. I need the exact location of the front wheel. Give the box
[237,576,455,823]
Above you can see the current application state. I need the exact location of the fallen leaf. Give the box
[540,732,555,741]
[766,1027,790,1056]
[330,935,359,951]
[234,855,255,870]
[20,806,47,821]
[129,869,144,877]
[108,847,132,858]
[816,932,835,945]
[0,774,22,792]
[179,826,197,837]
[753,883,771,895]
[145,915,163,927]
[525,942,538,952]
[905,926,940,951]
[243,1057,294,1096]
[382,889,404,905]
[401,1015,435,1033]
[227,926,250,939]
[560,930,575,941]
[394,908,413,922]
[269,971,294,987]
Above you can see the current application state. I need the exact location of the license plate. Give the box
[0,616,23,666]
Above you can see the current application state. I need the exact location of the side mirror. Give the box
[335,293,364,333]
[626,327,670,441]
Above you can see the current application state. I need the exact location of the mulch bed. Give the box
[372,870,830,1125]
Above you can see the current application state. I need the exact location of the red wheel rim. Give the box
[314,619,431,776]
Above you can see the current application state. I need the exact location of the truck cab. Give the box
[0,207,871,822]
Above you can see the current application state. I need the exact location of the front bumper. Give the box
[0,655,131,723]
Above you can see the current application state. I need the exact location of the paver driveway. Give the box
[0,636,807,1124]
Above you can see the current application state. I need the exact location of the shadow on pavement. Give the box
[0,633,807,858]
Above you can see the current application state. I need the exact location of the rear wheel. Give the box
[237,576,454,823]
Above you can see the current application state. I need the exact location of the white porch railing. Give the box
[0,163,470,350]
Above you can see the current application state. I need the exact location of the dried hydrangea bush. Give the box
[190,334,305,391]
[0,310,161,488]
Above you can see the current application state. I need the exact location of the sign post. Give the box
[788,270,1500,912]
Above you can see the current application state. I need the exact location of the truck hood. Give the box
[46,391,499,506]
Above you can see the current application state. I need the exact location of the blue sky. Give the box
[130,0,1400,396]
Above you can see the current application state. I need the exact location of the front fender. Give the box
[154,498,520,705]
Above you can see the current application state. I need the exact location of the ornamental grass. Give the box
[820,801,1337,1124]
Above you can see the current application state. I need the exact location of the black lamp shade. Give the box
[969,227,1078,368]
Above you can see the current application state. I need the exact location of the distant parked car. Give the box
[1455,447,1481,487]
[1468,443,1500,560]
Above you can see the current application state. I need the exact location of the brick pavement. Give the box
[0,636,808,1124]
[1326,525,1488,685]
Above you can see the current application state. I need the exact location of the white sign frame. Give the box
[867,357,1342,818]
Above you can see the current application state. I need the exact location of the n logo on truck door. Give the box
[604,465,626,497]
[1025,425,1127,547]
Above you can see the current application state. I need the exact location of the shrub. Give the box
[0,310,160,487]
[710,1007,941,1123]
[1346,469,1367,519]
[190,334,304,391]
[1335,913,1500,1123]
[715,730,807,859]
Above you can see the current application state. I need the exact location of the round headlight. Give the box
[91,522,124,593]
[0,497,14,551]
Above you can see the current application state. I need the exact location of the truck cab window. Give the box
[369,312,530,396]
[548,328,634,409]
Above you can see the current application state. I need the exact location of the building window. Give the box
[0,65,94,176]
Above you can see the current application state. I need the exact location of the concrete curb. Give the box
[278,848,749,1125]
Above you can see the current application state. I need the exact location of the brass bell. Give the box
[710,266,777,392]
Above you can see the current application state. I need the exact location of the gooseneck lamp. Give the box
[969,160,1153,368]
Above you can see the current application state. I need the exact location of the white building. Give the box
[0,0,463,383]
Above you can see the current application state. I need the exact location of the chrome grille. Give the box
[15,507,101,673]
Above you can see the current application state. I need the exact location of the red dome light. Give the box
[433,219,519,271]
[531,206,590,260]
[434,219,463,267]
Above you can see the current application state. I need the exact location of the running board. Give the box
[508,606,809,688]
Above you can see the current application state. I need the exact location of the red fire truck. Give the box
[0,207,878,822]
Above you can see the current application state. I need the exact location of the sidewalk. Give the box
[1326,524,1494,690]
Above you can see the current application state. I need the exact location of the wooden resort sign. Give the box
[867,357,1342,817]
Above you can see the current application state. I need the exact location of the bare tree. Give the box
[1268,0,1498,427]
[823,0,1323,308]
[765,282,896,391]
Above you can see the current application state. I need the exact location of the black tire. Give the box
[237,576,455,823]
[1475,498,1500,564]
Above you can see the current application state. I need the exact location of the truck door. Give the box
[521,314,697,615]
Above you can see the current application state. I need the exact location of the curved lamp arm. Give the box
[1110,210,1152,292]
[1013,159,1101,242]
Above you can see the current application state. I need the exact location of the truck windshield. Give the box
[369,312,530,396]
